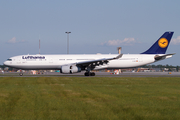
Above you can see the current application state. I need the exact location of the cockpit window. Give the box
[7,59,12,61]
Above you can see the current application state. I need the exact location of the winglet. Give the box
[141,32,174,54]
[113,54,123,59]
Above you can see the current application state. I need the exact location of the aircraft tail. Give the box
[141,32,174,54]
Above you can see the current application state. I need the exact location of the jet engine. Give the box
[60,65,81,74]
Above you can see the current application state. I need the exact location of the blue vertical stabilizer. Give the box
[141,32,174,54]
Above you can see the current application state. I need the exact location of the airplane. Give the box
[3,32,175,76]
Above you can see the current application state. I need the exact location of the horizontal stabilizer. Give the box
[154,53,175,61]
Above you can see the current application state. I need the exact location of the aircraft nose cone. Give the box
[3,61,8,66]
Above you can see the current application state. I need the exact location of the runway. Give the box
[1,71,180,77]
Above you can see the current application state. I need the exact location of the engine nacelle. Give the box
[60,65,81,74]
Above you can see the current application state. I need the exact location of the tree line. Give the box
[140,64,179,72]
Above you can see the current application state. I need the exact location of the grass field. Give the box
[0,77,180,120]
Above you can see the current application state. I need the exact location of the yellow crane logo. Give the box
[158,38,168,48]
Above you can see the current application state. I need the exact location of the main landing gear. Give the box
[84,71,95,76]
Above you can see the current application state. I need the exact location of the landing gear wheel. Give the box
[90,72,95,76]
[84,72,90,76]
[84,72,95,76]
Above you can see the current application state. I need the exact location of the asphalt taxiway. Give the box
[1,71,180,77]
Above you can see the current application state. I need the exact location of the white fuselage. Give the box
[3,54,164,70]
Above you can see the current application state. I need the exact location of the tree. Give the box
[176,66,179,72]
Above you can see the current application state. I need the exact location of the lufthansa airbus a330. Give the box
[4,32,175,76]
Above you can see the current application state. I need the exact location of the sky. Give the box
[0,0,180,66]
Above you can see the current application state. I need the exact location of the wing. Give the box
[73,54,123,70]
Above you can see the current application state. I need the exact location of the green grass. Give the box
[0,77,180,120]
